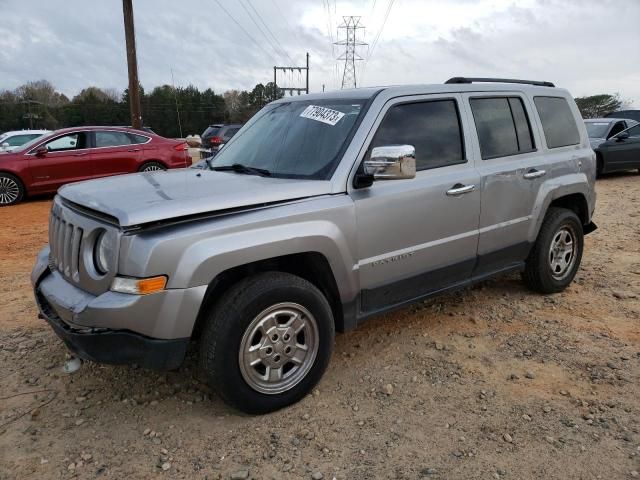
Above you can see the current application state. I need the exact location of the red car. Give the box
[0,126,190,206]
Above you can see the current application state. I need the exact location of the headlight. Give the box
[94,230,114,274]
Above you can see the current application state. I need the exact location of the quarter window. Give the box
[370,99,465,171]
[470,97,535,159]
[95,131,134,148]
[533,96,580,148]
[130,133,150,144]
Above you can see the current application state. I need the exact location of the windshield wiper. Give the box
[211,163,271,177]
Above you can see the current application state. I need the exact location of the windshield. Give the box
[209,99,367,180]
[202,126,221,137]
[585,122,610,138]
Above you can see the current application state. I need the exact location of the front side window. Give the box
[623,124,640,138]
[45,132,88,152]
[210,99,367,179]
[470,97,535,159]
[608,122,626,138]
[95,131,133,148]
[534,96,580,148]
[370,99,465,170]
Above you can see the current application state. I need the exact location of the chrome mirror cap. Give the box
[364,145,416,180]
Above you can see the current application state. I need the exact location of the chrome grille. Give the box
[49,211,83,281]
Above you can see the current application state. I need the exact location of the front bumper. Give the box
[32,246,207,370]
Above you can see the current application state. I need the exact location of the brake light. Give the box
[173,142,188,151]
[210,136,222,145]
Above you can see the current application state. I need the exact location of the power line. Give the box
[367,0,395,61]
[237,0,291,65]
[212,0,277,63]
[245,0,295,65]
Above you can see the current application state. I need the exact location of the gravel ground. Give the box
[1,172,639,480]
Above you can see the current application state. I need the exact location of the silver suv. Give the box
[32,78,597,413]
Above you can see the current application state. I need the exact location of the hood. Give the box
[589,137,605,149]
[59,168,334,227]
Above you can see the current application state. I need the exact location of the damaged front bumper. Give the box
[31,246,204,370]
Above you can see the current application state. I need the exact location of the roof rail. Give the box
[445,77,555,87]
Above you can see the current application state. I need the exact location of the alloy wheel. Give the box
[0,177,20,205]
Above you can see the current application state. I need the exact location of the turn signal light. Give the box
[111,275,167,295]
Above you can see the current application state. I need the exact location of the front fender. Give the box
[179,220,358,302]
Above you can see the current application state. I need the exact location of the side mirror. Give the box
[35,146,48,157]
[1,142,9,149]
[615,131,630,142]
[364,145,416,180]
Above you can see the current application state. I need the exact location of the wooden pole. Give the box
[123,0,142,129]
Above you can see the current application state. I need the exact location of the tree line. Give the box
[0,80,284,138]
[0,80,632,138]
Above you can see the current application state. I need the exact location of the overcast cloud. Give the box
[0,0,638,105]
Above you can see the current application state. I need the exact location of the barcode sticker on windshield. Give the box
[300,105,345,126]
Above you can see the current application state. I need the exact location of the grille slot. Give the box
[49,212,83,280]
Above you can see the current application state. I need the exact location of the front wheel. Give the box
[0,173,25,206]
[199,272,335,414]
[522,207,584,294]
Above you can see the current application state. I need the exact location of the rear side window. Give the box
[129,133,150,144]
[370,99,465,171]
[470,97,535,159]
[533,96,580,148]
[95,131,133,148]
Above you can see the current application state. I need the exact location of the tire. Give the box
[139,161,166,172]
[522,207,584,294]
[199,272,335,414]
[0,173,25,206]
[596,153,604,178]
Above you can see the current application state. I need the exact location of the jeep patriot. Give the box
[32,78,597,413]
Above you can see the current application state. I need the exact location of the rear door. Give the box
[463,92,547,275]
[91,130,143,177]
[351,94,481,313]
[27,131,93,192]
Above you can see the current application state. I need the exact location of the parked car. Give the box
[584,117,638,149]
[0,126,189,205]
[0,129,50,152]
[200,123,243,153]
[32,78,596,413]
[593,122,640,175]
[605,109,640,123]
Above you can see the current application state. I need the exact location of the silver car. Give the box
[32,77,597,413]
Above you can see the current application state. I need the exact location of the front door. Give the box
[604,123,640,171]
[28,131,93,193]
[350,94,481,314]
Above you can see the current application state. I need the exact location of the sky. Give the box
[0,0,639,106]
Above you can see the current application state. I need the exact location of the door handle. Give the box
[446,183,476,196]
[128,148,141,152]
[73,152,88,157]
[523,168,546,179]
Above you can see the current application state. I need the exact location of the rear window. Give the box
[534,96,580,148]
[202,126,221,137]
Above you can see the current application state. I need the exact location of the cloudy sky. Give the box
[1,0,638,105]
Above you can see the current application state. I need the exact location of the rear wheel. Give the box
[139,161,166,172]
[0,173,24,206]
[199,272,335,414]
[522,207,584,294]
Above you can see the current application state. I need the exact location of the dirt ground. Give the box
[1,173,639,480]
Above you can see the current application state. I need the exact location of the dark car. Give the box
[0,126,190,205]
[200,123,243,153]
[594,123,640,175]
[584,118,638,150]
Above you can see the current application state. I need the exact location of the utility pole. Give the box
[273,52,310,96]
[122,0,142,129]
[334,16,367,89]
